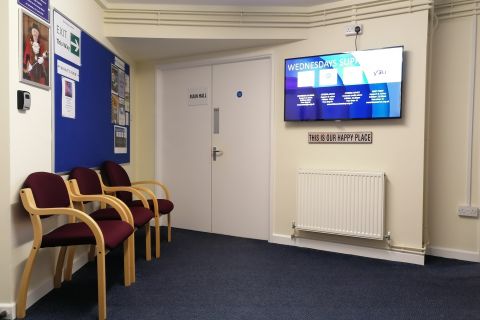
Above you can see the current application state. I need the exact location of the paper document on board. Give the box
[114,125,127,154]
[61,77,75,119]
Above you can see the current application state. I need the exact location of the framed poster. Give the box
[18,0,50,23]
[20,10,50,89]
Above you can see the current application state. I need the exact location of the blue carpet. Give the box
[23,228,480,319]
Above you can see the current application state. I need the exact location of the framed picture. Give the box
[20,9,50,90]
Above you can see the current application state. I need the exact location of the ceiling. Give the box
[110,38,296,62]
[104,0,337,6]
[103,0,340,62]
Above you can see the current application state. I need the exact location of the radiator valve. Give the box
[384,232,391,240]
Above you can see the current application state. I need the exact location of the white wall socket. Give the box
[458,205,479,218]
[345,24,363,36]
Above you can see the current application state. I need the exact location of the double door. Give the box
[156,58,271,240]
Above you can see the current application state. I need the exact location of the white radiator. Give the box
[296,169,385,240]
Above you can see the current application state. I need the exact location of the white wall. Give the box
[0,0,13,308]
[6,0,136,316]
[133,62,156,180]
[427,14,480,260]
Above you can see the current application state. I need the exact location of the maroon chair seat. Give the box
[91,207,153,228]
[42,220,133,249]
[129,199,174,215]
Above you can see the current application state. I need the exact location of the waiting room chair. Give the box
[68,167,154,269]
[16,172,134,320]
[101,160,174,259]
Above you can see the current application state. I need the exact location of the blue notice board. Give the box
[54,14,130,173]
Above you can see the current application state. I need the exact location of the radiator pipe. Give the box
[292,230,426,255]
[386,232,426,254]
[388,245,426,254]
[466,12,478,206]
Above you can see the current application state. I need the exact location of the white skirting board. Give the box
[427,246,480,262]
[0,303,15,320]
[270,234,425,265]
[4,250,90,320]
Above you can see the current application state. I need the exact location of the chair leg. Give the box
[167,213,172,242]
[130,234,136,283]
[145,224,151,261]
[16,246,40,319]
[54,247,68,288]
[64,246,76,281]
[88,244,96,261]
[155,215,161,259]
[123,241,131,287]
[96,246,107,320]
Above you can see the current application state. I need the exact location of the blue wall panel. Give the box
[54,30,130,173]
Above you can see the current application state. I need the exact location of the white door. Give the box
[211,59,271,240]
[156,58,271,240]
[157,65,212,232]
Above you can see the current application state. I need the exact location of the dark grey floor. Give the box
[23,228,480,319]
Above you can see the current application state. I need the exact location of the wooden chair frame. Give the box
[131,180,172,258]
[132,180,172,243]
[16,181,133,320]
[68,176,151,282]
[67,179,136,283]
[101,181,158,258]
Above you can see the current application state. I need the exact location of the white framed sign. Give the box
[187,87,208,106]
[308,132,373,144]
[53,10,81,66]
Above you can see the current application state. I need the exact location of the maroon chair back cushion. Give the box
[101,161,132,203]
[23,172,70,211]
[69,167,103,195]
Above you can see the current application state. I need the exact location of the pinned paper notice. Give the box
[61,77,75,119]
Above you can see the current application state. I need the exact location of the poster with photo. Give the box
[61,77,75,119]
[114,125,127,154]
[111,64,119,95]
[111,94,119,124]
[118,69,125,98]
[119,98,126,126]
[125,74,130,112]
[20,10,50,89]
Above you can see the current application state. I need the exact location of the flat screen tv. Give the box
[284,46,403,121]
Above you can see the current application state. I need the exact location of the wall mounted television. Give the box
[284,46,404,121]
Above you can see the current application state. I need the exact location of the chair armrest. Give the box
[132,180,171,200]
[102,185,150,209]
[68,178,133,225]
[20,188,105,247]
[70,193,134,226]
[132,185,159,217]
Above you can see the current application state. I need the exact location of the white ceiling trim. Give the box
[434,0,480,20]
[102,0,432,29]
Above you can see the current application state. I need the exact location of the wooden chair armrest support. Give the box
[132,180,171,200]
[102,186,149,209]
[20,188,105,247]
[132,185,159,218]
[68,179,133,225]
[70,193,134,226]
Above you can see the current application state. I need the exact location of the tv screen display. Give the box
[284,46,403,121]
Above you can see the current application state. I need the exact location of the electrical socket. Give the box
[458,206,479,218]
[345,23,363,36]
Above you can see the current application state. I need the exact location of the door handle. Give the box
[212,146,223,161]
